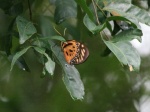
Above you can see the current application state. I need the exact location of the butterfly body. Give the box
[61,40,89,65]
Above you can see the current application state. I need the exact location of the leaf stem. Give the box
[92,0,100,25]
[93,0,107,17]
[92,0,109,40]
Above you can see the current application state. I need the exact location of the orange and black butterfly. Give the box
[61,40,89,65]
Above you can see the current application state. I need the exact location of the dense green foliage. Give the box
[0,0,150,112]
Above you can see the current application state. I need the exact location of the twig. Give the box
[92,0,100,25]
[63,28,67,37]
[93,0,107,17]
[53,26,62,36]
[92,0,110,40]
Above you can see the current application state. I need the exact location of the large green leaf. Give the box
[50,42,84,100]
[16,16,37,44]
[111,29,142,42]
[103,40,140,71]
[54,0,77,24]
[10,46,32,71]
[34,47,55,76]
[103,1,150,26]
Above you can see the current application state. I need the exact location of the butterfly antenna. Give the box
[53,26,62,36]
[63,28,67,37]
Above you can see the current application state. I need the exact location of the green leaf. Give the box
[10,46,32,71]
[42,67,46,76]
[9,54,30,72]
[16,16,37,44]
[112,29,142,42]
[103,40,141,71]
[54,0,77,24]
[83,14,106,34]
[103,1,150,26]
[39,36,66,42]
[50,42,84,100]
[32,36,49,48]
[83,15,140,34]
[106,21,113,33]
[106,16,138,29]
[49,36,66,41]
[34,47,55,76]
[45,61,55,75]
[62,67,84,100]
[75,0,94,21]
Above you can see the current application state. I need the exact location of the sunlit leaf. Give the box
[112,29,142,42]
[16,16,37,44]
[103,1,150,26]
[103,40,140,71]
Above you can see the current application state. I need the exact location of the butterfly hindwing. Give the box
[70,42,89,64]
[61,40,89,65]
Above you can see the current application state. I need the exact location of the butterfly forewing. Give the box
[61,40,77,64]
[61,40,89,65]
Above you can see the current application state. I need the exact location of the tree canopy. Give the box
[0,0,150,112]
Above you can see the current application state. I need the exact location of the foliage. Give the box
[0,0,150,110]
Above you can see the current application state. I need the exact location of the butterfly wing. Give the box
[61,40,89,65]
[70,42,89,65]
[61,40,78,64]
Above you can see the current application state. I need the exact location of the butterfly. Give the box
[61,40,89,65]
